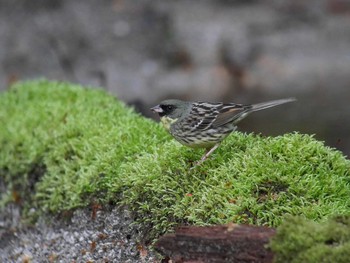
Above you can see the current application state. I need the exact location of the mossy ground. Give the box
[270,215,350,263]
[1,80,350,242]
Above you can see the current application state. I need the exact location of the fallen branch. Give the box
[155,223,276,263]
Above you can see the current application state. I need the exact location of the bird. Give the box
[151,97,296,166]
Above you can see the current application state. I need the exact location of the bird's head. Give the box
[151,99,191,130]
[151,99,191,119]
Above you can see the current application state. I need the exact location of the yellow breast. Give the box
[160,116,178,131]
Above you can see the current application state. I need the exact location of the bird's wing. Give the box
[188,102,247,130]
[211,103,248,128]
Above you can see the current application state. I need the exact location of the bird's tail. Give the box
[230,97,296,125]
[250,97,296,112]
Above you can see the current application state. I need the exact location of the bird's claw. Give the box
[190,160,204,170]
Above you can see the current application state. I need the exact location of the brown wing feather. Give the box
[211,105,247,128]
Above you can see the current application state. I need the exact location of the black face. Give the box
[159,104,175,117]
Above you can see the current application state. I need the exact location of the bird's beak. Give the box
[150,105,163,113]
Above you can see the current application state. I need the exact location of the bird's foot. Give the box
[189,143,220,170]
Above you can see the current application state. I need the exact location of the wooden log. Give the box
[155,223,276,263]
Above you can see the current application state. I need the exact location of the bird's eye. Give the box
[166,105,174,111]
[161,104,174,113]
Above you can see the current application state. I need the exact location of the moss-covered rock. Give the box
[119,132,350,237]
[271,215,350,263]
[0,80,168,214]
[1,80,349,240]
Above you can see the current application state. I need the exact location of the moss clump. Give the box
[118,132,350,237]
[0,80,168,214]
[270,215,350,263]
[1,80,349,240]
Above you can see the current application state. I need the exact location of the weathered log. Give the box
[155,224,276,263]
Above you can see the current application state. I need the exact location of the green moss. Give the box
[270,215,350,263]
[0,80,168,214]
[1,80,350,241]
[118,132,350,238]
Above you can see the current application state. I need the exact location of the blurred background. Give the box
[1,0,349,156]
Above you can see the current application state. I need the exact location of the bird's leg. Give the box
[191,143,220,168]
[202,143,220,162]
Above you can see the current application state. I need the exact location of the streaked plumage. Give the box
[151,98,296,166]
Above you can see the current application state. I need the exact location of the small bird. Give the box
[151,98,296,166]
